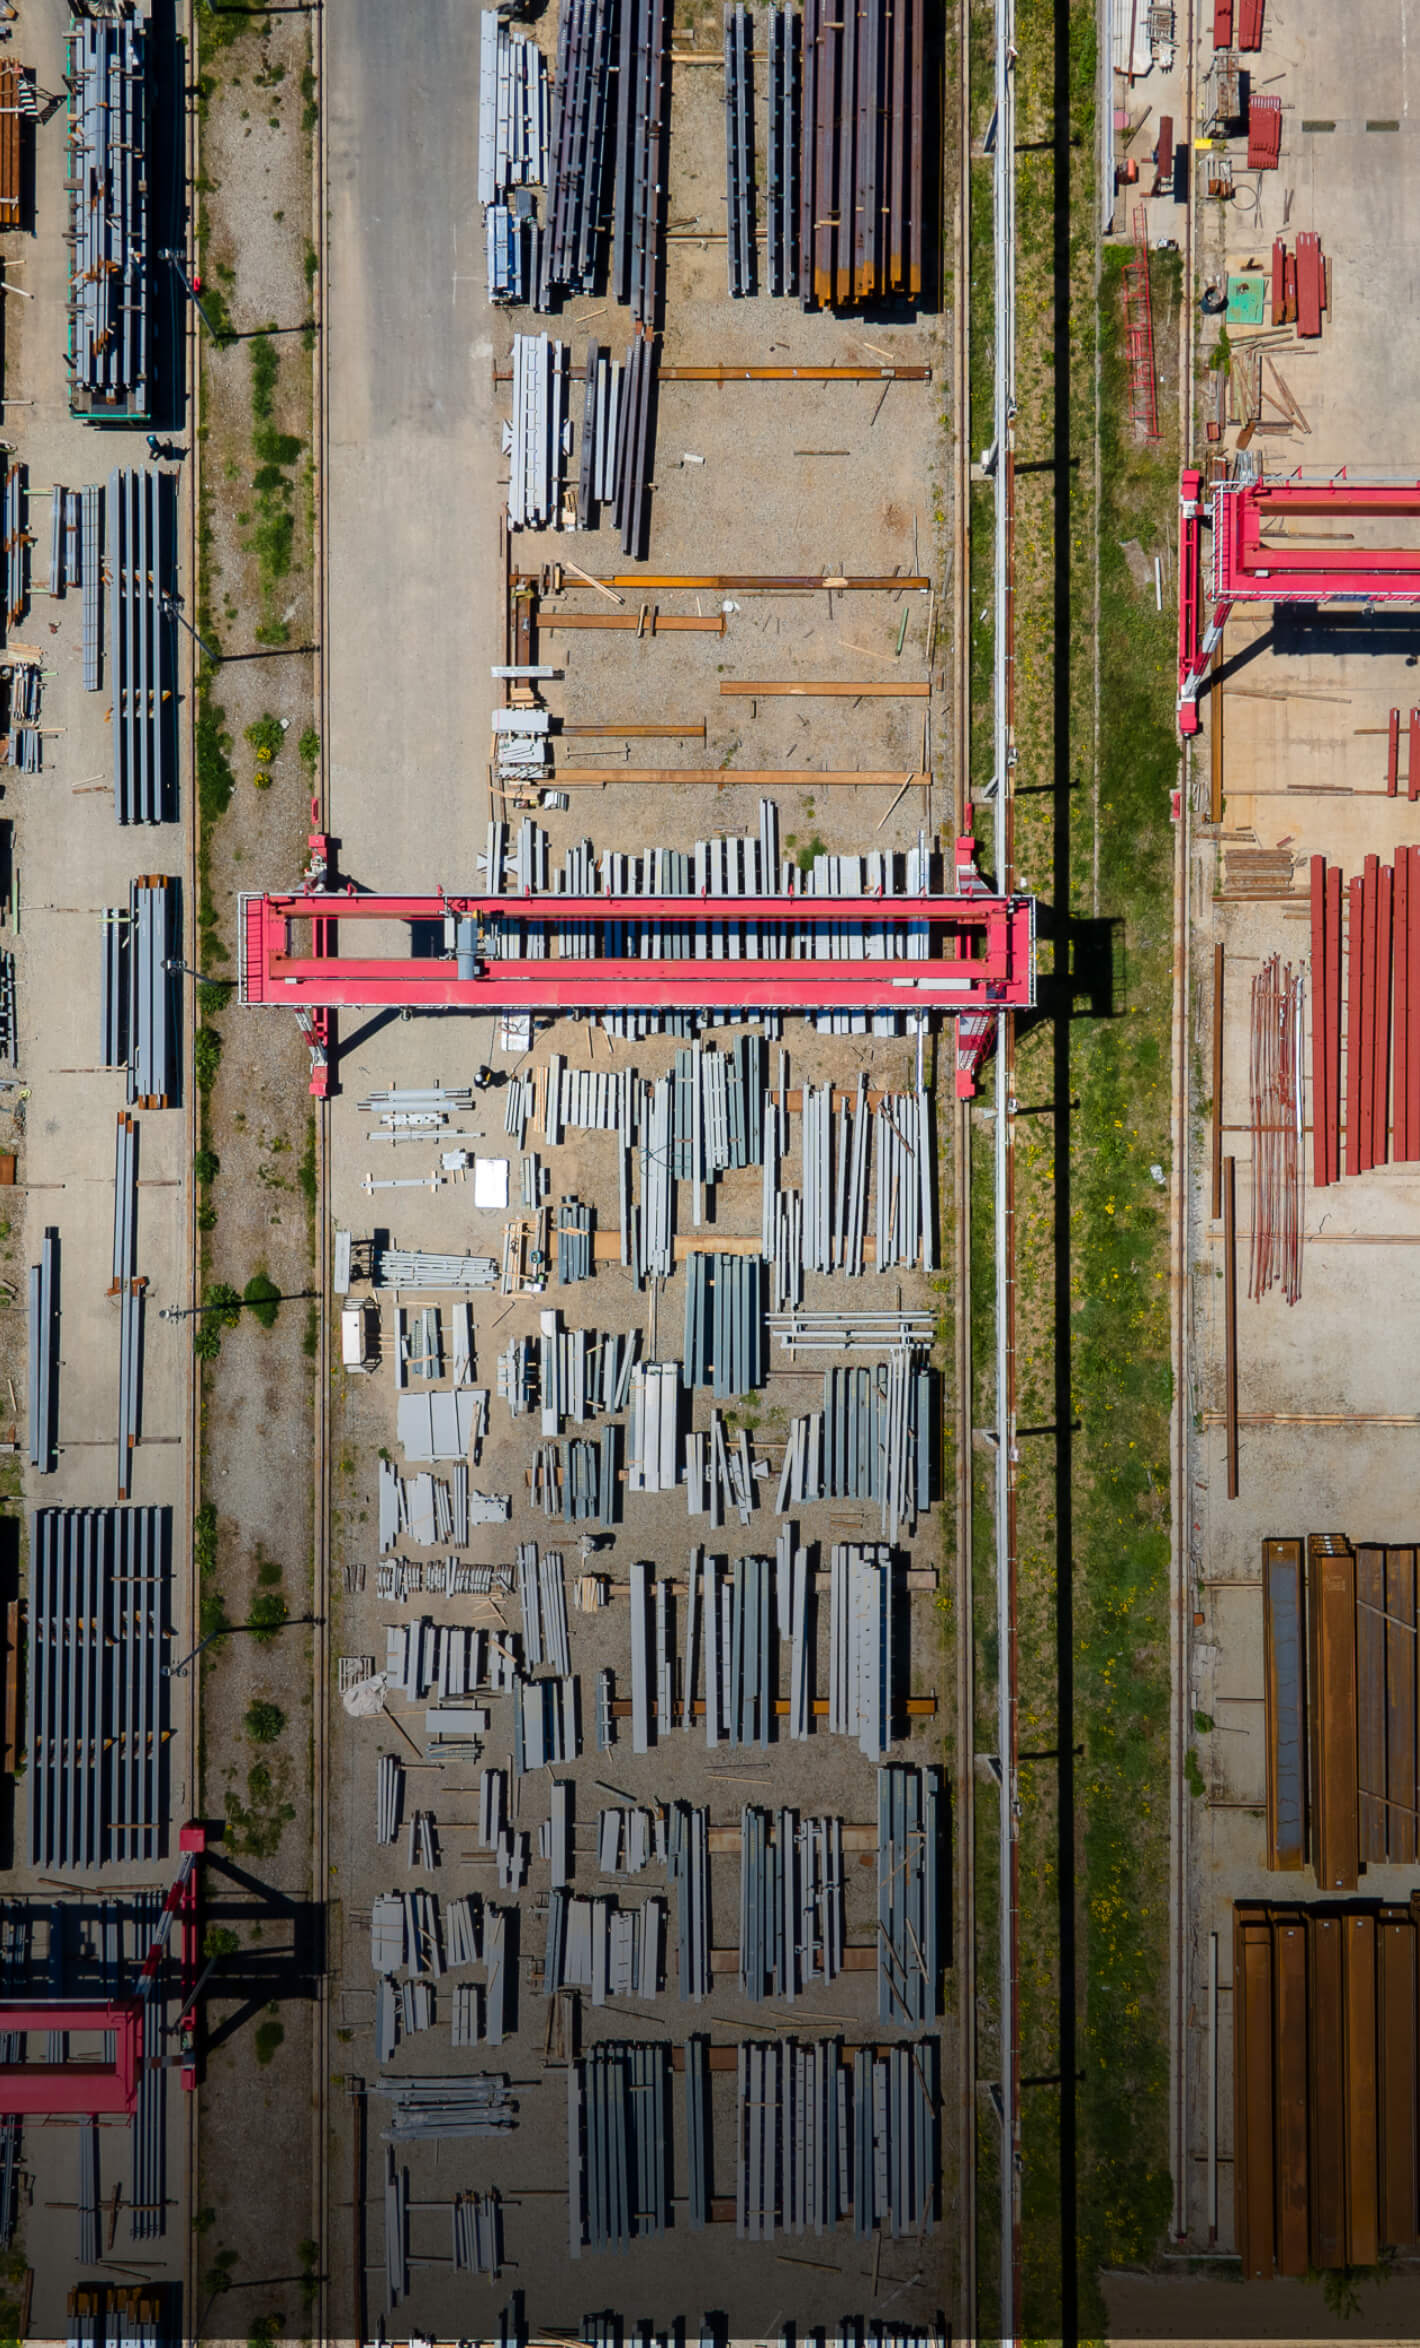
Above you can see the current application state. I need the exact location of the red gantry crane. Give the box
[239,833,1037,1100]
[1179,466,1420,733]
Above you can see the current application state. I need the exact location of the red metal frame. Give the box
[1180,476,1420,731]
[0,2004,142,2114]
[239,887,1037,1016]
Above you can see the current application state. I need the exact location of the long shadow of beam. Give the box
[1049,0,1079,2331]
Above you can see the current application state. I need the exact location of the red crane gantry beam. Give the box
[1180,473,1420,732]
[239,890,1037,1015]
[0,2003,143,2114]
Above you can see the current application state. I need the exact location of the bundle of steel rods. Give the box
[612,331,657,558]
[3,463,26,626]
[27,1507,172,1869]
[507,333,570,530]
[114,1111,145,1500]
[66,14,150,418]
[100,877,179,1107]
[546,0,615,295]
[612,0,670,325]
[767,5,801,295]
[108,469,176,823]
[724,4,755,298]
[798,0,926,308]
[28,1226,57,1474]
[1248,952,1304,1306]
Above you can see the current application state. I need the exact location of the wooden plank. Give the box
[1343,1911,1380,2265]
[1311,1535,1359,1891]
[1308,1911,1347,2268]
[546,769,930,787]
[1235,1907,1277,2280]
[1356,1544,1389,1864]
[1345,874,1364,1177]
[1263,1538,1307,1870]
[718,680,932,698]
[1272,1913,1311,2273]
[1386,1548,1418,1862]
[1378,1913,1419,2249]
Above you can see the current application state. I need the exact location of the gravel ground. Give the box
[189,10,324,2342]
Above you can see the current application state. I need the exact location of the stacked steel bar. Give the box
[2,464,26,626]
[767,7,800,295]
[546,0,615,295]
[612,331,658,559]
[568,2040,670,2252]
[479,10,549,301]
[667,1800,711,1997]
[1310,848,1420,1183]
[724,5,755,299]
[682,1252,765,1397]
[5,661,41,772]
[507,334,570,531]
[738,1807,844,1998]
[1228,1900,1420,2278]
[114,1112,145,1500]
[82,484,103,688]
[108,470,176,822]
[102,877,179,1106]
[66,14,149,420]
[1247,954,1304,1306]
[0,60,22,231]
[27,1507,171,1869]
[612,0,670,324]
[737,2038,848,2237]
[876,1764,941,2022]
[798,0,925,308]
[27,1226,57,1474]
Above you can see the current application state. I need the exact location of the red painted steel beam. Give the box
[1388,709,1401,797]
[1360,857,1379,1173]
[1311,857,1329,1190]
[1178,469,1204,731]
[256,890,1006,926]
[242,892,1035,1013]
[1346,873,1364,1178]
[1326,864,1342,1185]
[1397,852,1410,1166]
[0,2003,141,2114]
[1376,861,1394,1166]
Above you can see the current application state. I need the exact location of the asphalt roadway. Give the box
[325,0,499,899]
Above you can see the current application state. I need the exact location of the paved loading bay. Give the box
[0,0,194,2332]
[317,0,952,2339]
[1123,0,1420,2336]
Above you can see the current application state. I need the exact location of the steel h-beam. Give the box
[1179,470,1420,732]
[239,883,1037,1016]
